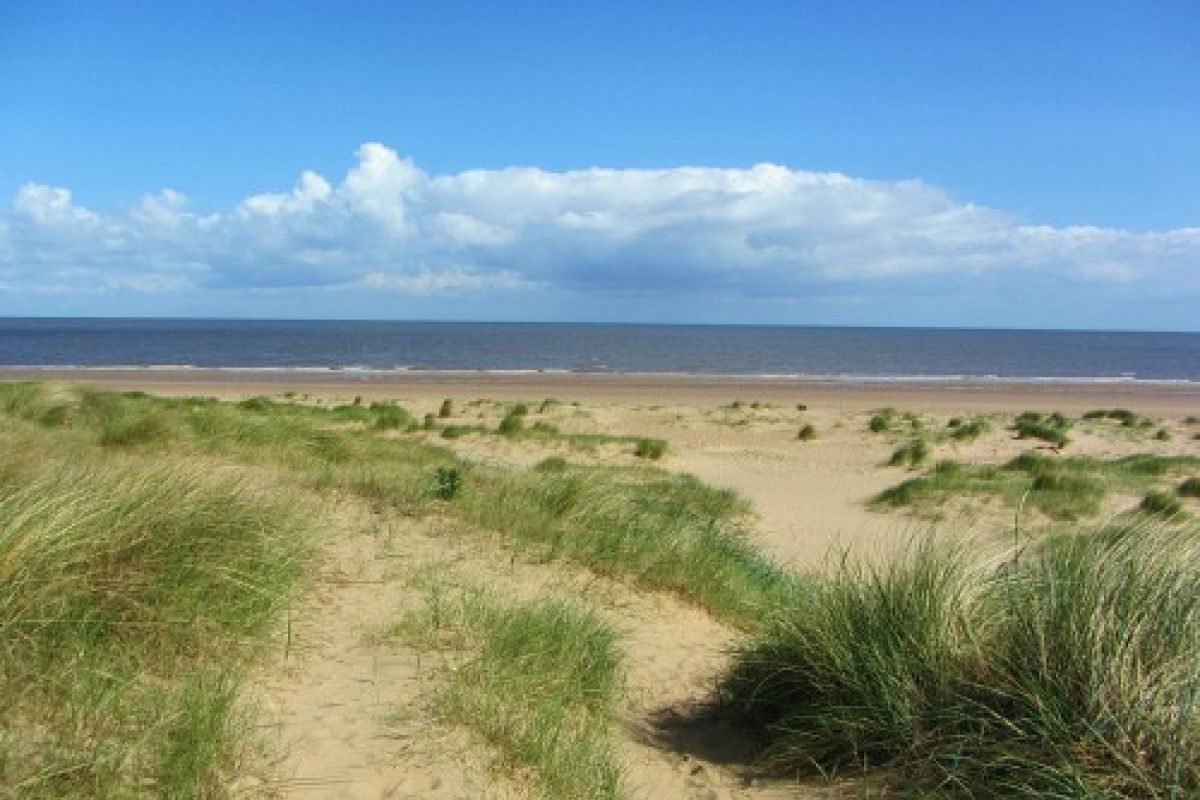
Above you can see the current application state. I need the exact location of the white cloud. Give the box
[2,143,1197,307]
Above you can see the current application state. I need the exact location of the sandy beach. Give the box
[3,373,1198,797]
[8,368,1197,567]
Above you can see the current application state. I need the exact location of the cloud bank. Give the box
[2,143,1197,322]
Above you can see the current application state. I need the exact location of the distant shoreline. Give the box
[5,366,1199,413]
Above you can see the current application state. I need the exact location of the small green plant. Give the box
[369,402,409,430]
[440,424,485,439]
[888,438,929,468]
[498,411,525,436]
[1154,428,1171,441]
[1140,490,1183,517]
[534,456,570,473]
[435,466,463,500]
[730,400,745,410]
[797,424,817,441]
[1177,477,1200,498]
[634,438,667,460]
[1013,416,1070,449]
[948,417,989,442]
[438,398,453,418]
[423,413,437,431]
[868,408,895,433]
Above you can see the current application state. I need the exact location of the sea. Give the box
[0,318,1198,384]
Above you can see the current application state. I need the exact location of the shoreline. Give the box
[4,366,1199,413]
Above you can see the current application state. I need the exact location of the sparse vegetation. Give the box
[498,411,525,436]
[1180,477,1200,498]
[435,466,463,500]
[438,398,453,418]
[797,423,817,441]
[396,587,623,800]
[888,438,929,468]
[948,416,989,441]
[1013,411,1072,448]
[1141,490,1184,517]
[868,408,895,433]
[875,450,1200,521]
[633,437,667,460]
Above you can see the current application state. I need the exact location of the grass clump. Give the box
[887,438,930,469]
[400,588,623,800]
[369,401,411,430]
[441,424,487,439]
[1083,407,1155,429]
[0,445,311,797]
[534,456,571,473]
[435,466,463,500]
[498,411,525,436]
[796,423,817,441]
[1141,490,1185,517]
[867,408,895,433]
[1180,477,1200,498]
[633,437,667,460]
[1012,412,1071,449]
[948,416,989,442]
[438,398,454,418]
[722,524,1200,797]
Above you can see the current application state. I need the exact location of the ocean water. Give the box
[0,318,1197,383]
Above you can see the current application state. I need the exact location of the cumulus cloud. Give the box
[2,142,1197,308]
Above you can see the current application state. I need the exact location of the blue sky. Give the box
[1,1,1198,329]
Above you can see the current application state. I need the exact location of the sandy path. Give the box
[247,492,810,799]
[250,505,518,800]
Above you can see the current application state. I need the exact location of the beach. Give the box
[7,367,1197,566]
[2,373,1198,797]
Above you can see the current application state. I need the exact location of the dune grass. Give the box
[1012,411,1072,448]
[0,431,311,798]
[887,437,930,469]
[0,383,794,629]
[12,382,1196,797]
[721,522,1200,797]
[946,416,990,441]
[396,586,623,800]
[875,450,1200,521]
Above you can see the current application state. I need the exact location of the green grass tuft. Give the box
[400,588,624,800]
[1141,490,1185,517]
[722,524,1200,796]
[868,408,895,433]
[888,438,930,468]
[633,437,667,460]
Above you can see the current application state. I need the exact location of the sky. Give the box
[1,1,1198,330]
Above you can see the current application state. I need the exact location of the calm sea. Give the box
[0,318,1197,383]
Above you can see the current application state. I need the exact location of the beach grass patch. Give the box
[397,587,623,800]
[721,523,1200,797]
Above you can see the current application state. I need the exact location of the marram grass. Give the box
[721,522,1200,797]
[0,436,311,798]
[397,586,624,800]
